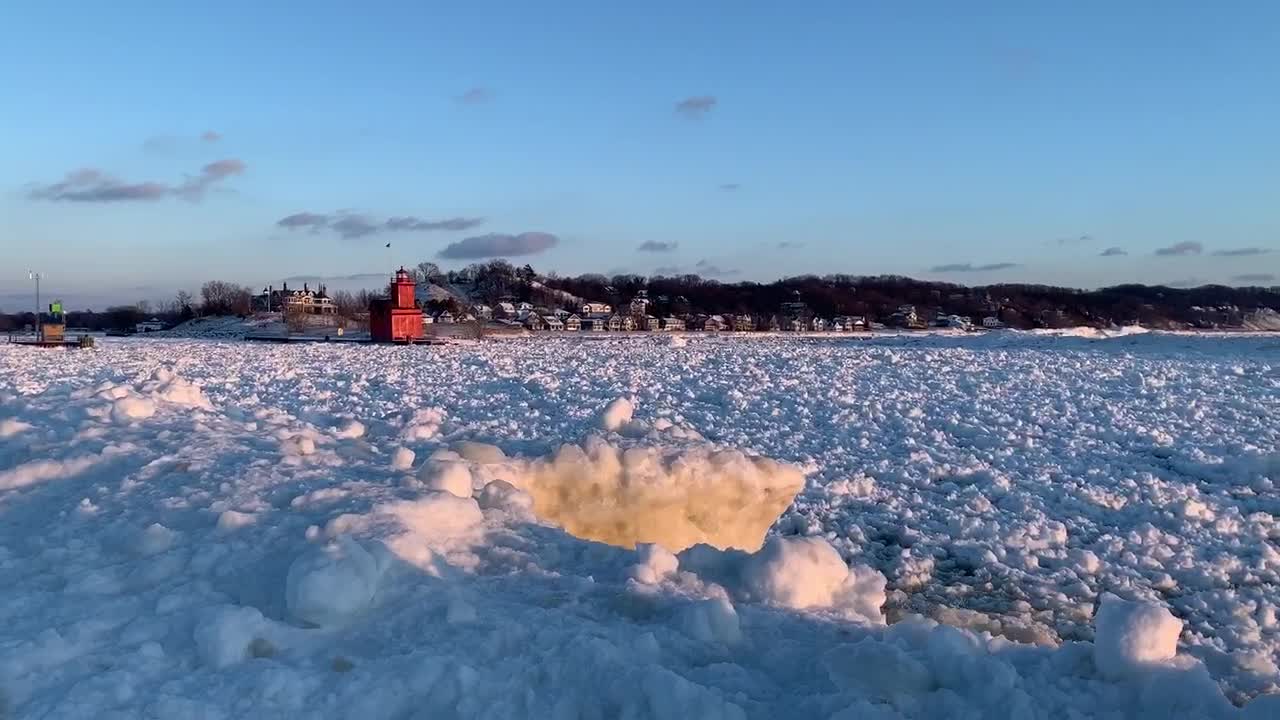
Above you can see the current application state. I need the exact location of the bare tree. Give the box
[201,281,254,316]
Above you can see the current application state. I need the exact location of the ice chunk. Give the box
[193,605,268,668]
[742,536,886,622]
[598,397,634,432]
[136,523,177,555]
[112,396,155,423]
[216,510,257,531]
[505,438,804,551]
[476,479,533,513]
[678,597,741,645]
[335,419,366,439]
[453,441,507,464]
[0,418,33,438]
[630,543,679,584]
[1093,593,1182,679]
[420,460,474,498]
[390,446,415,471]
[285,537,382,627]
[384,492,484,539]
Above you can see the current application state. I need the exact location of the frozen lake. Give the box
[1,333,1278,718]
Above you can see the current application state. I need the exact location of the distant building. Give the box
[811,318,828,332]
[629,292,649,316]
[731,314,754,332]
[564,314,582,331]
[255,282,336,315]
[370,268,424,343]
[982,316,1002,329]
[703,315,725,332]
[135,318,165,333]
[662,317,685,331]
[497,302,516,317]
[583,302,612,316]
[542,315,563,330]
[642,315,662,331]
[435,312,455,324]
[581,317,607,331]
[473,304,493,320]
[524,314,546,330]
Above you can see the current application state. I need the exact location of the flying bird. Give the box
[385,242,391,248]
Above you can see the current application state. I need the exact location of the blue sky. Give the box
[2,1,1277,308]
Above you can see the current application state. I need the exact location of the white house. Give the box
[564,314,581,331]
[583,302,612,316]
[473,304,493,320]
[135,318,165,333]
[543,315,564,330]
[982,316,1003,329]
[435,312,455,324]
[811,318,828,332]
[662,317,685,331]
[497,302,516,316]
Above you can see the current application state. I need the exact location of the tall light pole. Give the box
[28,271,43,339]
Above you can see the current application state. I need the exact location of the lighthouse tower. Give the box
[370,267,424,342]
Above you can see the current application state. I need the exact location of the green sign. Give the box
[50,301,63,314]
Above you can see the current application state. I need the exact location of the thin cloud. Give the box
[1056,233,1093,246]
[637,241,678,253]
[930,262,1019,273]
[277,212,331,230]
[277,211,484,239]
[1154,241,1203,256]
[1211,247,1272,257]
[438,232,558,260]
[1233,273,1276,284]
[282,273,390,283]
[719,183,740,191]
[777,241,805,250]
[653,265,684,276]
[176,158,246,200]
[28,160,245,203]
[1099,247,1128,257]
[201,130,222,143]
[1166,278,1206,288]
[330,214,381,240]
[675,95,717,119]
[385,216,483,232]
[695,259,740,277]
[456,87,493,105]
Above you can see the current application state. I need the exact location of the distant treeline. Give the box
[2,262,1277,332]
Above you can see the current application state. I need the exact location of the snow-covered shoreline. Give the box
[1,335,1277,717]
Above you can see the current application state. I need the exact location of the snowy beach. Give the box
[1,333,1278,718]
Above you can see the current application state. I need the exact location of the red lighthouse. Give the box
[370,267,424,343]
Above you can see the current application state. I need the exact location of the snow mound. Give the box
[111,395,155,423]
[504,437,805,551]
[335,419,366,439]
[390,446,415,471]
[285,537,382,627]
[678,596,742,645]
[0,418,33,438]
[682,536,887,624]
[630,543,679,584]
[419,460,474,498]
[142,369,213,409]
[193,605,270,668]
[476,479,533,514]
[403,407,446,441]
[598,397,634,432]
[1093,593,1183,679]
